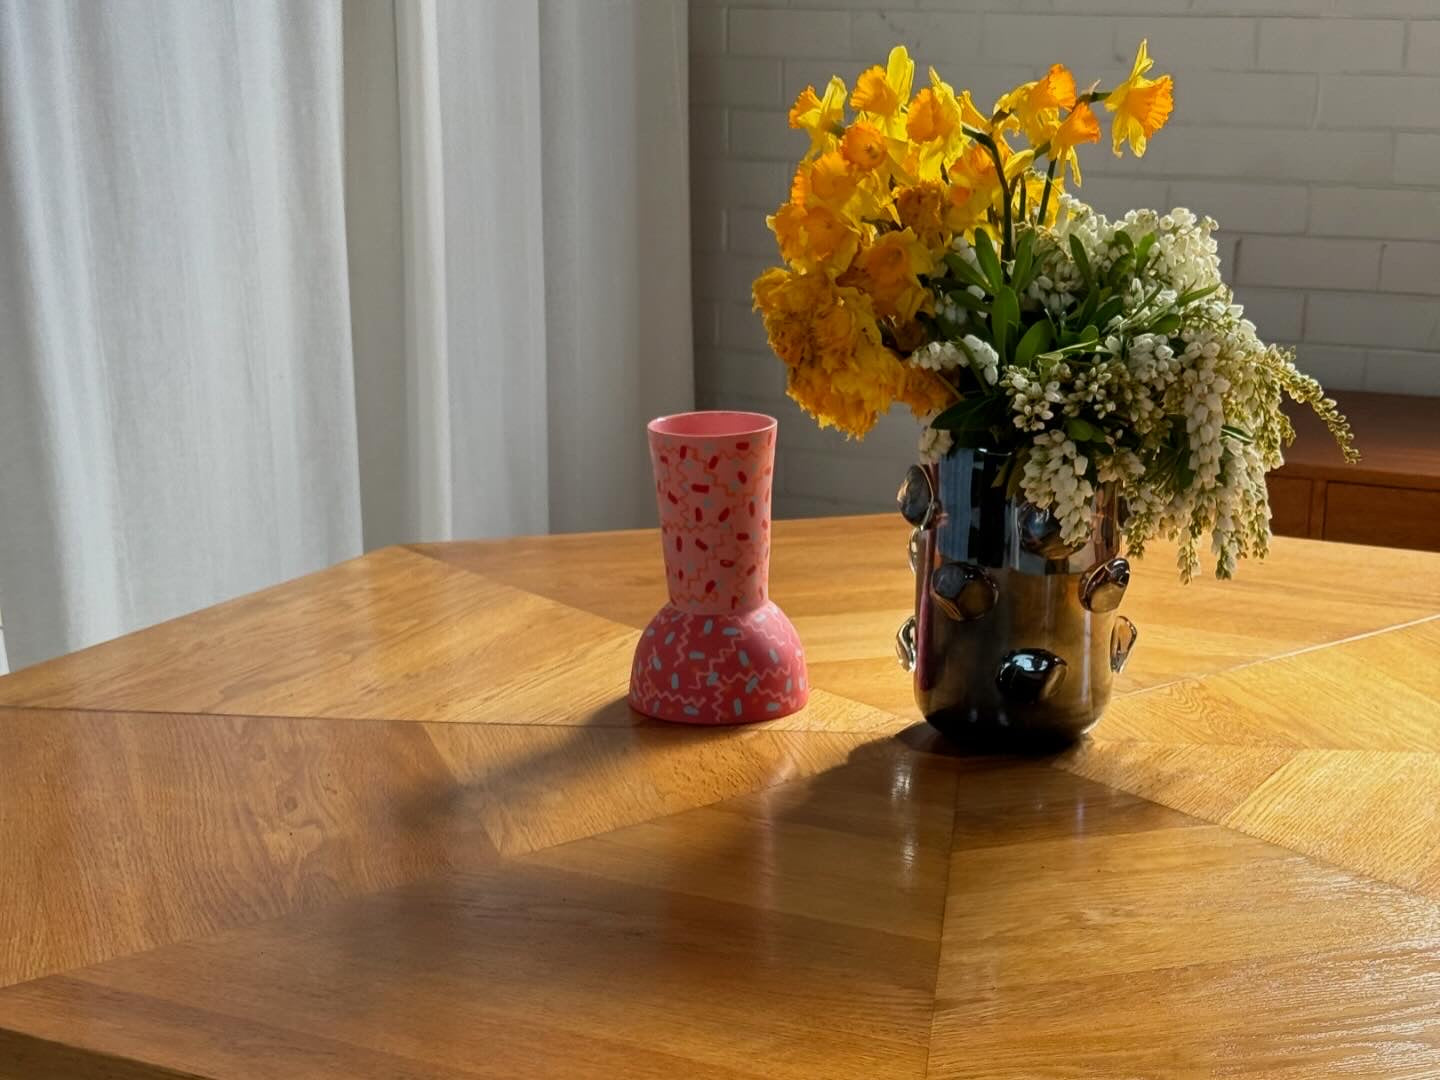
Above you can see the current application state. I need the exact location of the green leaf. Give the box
[1113,230,1135,251]
[943,253,992,294]
[973,229,1004,291]
[1068,234,1093,290]
[1013,319,1053,369]
[945,288,989,315]
[991,286,1019,361]
[1010,230,1036,294]
[1177,283,1221,307]
[1220,423,1255,444]
[1092,296,1124,329]
[930,394,1003,432]
[1133,232,1157,278]
[1065,418,1101,443]
[1150,312,1182,336]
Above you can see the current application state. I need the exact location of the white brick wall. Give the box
[689,0,1440,517]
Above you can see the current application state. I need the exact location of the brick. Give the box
[1319,76,1440,130]
[721,302,772,352]
[851,11,983,64]
[782,58,870,110]
[1311,187,1440,241]
[940,63,1041,112]
[726,206,779,257]
[729,10,851,58]
[774,495,875,520]
[1111,19,1256,72]
[689,106,727,161]
[1290,345,1368,393]
[1258,19,1405,73]
[691,203,725,256]
[1332,0,1440,14]
[1169,181,1307,235]
[691,56,783,108]
[693,300,720,349]
[1380,242,1440,295]
[796,0,930,9]
[730,108,805,161]
[1231,286,1305,340]
[1363,350,1440,395]
[1217,234,1239,277]
[1077,177,1170,219]
[787,445,910,504]
[694,347,785,401]
[980,15,1116,68]
[1237,236,1380,290]
[1133,128,1393,184]
[692,252,777,305]
[691,160,789,211]
[1054,0,1189,11]
[1410,21,1440,73]
[1305,292,1440,350]
[1396,134,1440,185]
[690,6,724,56]
[1189,0,1317,11]
[1166,70,1316,129]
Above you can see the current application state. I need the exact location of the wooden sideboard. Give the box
[1267,391,1440,551]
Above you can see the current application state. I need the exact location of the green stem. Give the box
[1036,158,1058,225]
[963,126,1013,265]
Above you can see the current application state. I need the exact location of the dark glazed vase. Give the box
[895,448,1138,752]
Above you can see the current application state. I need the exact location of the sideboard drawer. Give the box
[1323,483,1440,551]
[1266,474,1312,537]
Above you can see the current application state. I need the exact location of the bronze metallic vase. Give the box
[895,448,1138,751]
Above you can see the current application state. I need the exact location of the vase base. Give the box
[629,602,808,725]
[922,709,1096,755]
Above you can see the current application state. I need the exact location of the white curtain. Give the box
[0,0,693,669]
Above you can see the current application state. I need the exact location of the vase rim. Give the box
[649,410,777,439]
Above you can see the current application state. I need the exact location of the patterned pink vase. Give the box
[629,411,809,724]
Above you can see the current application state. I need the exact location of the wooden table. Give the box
[2,516,1439,1078]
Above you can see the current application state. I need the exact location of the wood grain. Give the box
[0,707,494,990]
[1099,616,1440,749]
[929,769,1440,1080]
[0,745,960,1079]
[0,516,1437,1077]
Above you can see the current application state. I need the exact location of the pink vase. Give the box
[629,411,809,724]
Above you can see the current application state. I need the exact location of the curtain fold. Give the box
[0,0,694,669]
[0,0,364,669]
[0,0,691,668]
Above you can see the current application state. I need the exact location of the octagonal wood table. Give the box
[2,515,1439,1078]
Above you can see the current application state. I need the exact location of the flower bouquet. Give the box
[752,42,1358,746]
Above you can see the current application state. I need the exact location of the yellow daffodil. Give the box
[841,228,934,322]
[753,42,1177,441]
[893,180,953,249]
[753,267,924,438]
[945,141,1003,233]
[1105,40,1174,157]
[1049,102,1101,183]
[840,121,888,173]
[768,199,861,274]
[994,64,1078,148]
[851,45,914,138]
[905,69,970,182]
[789,76,848,160]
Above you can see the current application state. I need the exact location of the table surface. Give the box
[2,515,1439,1078]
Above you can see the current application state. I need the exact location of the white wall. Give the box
[690,0,1440,517]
